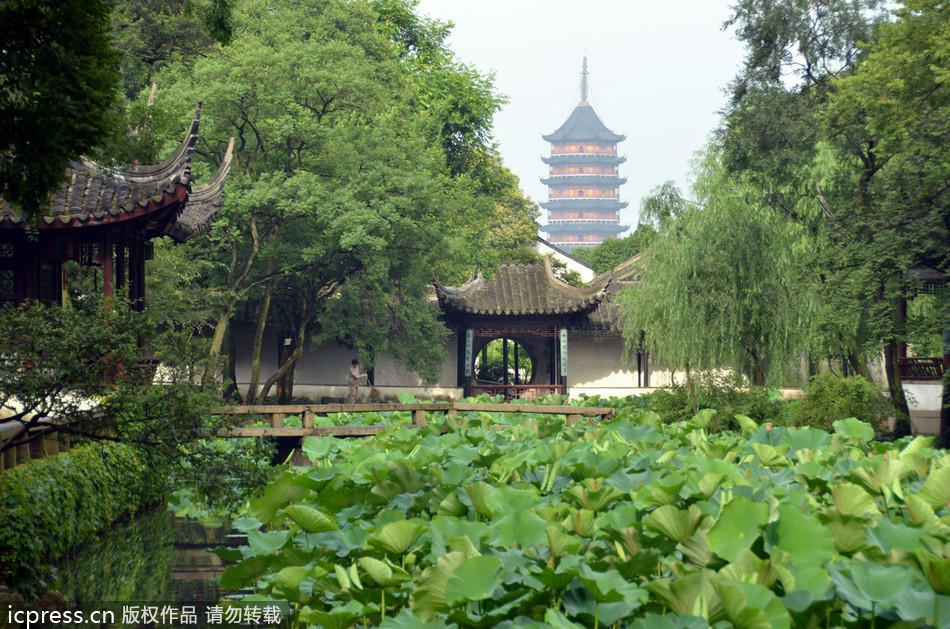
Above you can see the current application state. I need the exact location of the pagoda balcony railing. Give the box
[550,152,618,158]
[546,173,620,179]
[545,197,624,203]
[546,218,621,225]
[470,383,563,401]
[898,357,946,381]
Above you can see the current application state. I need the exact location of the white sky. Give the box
[413,1,747,231]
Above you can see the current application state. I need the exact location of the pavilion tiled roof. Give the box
[435,257,606,316]
[572,253,646,335]
[0,104,232,242]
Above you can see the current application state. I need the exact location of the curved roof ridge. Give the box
[123,103,201,184]
[542,103,625,143]
[165,137,236,242]
[434,261,606,316]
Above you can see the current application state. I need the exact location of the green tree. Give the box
[820,0,950,441]
[0,298,214,466]
[717,0,944,434]
[0,0,121,222]
[618,149,810,389]
[145,0,532,401]
[572,224,656,275]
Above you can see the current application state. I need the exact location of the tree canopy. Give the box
[0,0,121,221]
[132,0,537,399]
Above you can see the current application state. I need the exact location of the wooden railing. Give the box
[469,384,563,401]
[211,401,614,438]
[899,357,946,381]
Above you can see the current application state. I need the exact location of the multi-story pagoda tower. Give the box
[540,55,627,251]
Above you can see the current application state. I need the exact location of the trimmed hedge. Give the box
[0,442,167,594]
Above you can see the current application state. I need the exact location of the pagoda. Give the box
[540,55,627,251]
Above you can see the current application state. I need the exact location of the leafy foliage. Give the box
[619,150,811,386]
[0,443,167,594]
[570,223,656,275]
[642,378,785,431]
[0,0,122,221]
[792,372,892,433]
[215,400,950,627]
[141,0,537,396]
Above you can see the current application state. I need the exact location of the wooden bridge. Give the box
[211,402,616,439]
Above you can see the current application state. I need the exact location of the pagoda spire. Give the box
[580,52,589,104]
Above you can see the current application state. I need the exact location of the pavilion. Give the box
[0,105,233,309]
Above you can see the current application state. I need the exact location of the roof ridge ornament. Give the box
[580,52,589,104]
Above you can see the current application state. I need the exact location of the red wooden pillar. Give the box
[99,232,114,300]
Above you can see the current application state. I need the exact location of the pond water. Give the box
[48,508,242,605]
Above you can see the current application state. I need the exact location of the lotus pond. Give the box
[215,403,950,628]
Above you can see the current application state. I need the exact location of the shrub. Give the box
[792,372,891,433]
[0,443,167,595]
[642,376,785,431]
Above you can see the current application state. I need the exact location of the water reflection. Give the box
[49,509,242,604]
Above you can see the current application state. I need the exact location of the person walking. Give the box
[348,358,368,404]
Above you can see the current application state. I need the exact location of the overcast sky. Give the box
[413,1,747,231]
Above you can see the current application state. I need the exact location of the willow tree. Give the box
[619,150,811,391]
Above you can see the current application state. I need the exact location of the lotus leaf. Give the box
[866,518,929,553]
[490,510,549,547]
[916,550,950,595]
[251,471,307,522]
[645,571,721,617]
[830,560,918,614]
[644,504,703,542]
[269,565,315,603]
[707,495,767,562]
[819,512,867,554]
[779,428,830,458]
[919,461,950,510]
[284,504,338,533]
[719,549,780,588]
[833,417,875,443]
[831,483,879,518]
[301,435,339,462]
[368,519,428,555]
[629,614,710,629]
[408,551,468,621]
[714,580,790,629]
[542,608,586,628]
[247,529,290,556]
[749,443,790,468]
[485,485,541,515]
[444,555,505,605]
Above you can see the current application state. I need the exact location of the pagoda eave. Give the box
[540,176,627,187]
[540,199,629,211]
[544,223,629,236]
[541,154,626,166]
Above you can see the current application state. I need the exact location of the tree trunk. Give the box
[259,335,305,402]
[223,319,239,400]
[883,337,912,437]
[685,362,698,416]
[847,342,873,381]
[245,270,274,404]
[202,301,236,388]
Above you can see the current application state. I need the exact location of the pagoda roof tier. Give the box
[434,257,605,316]
[540,198,629,211]
[0,104,232,243]
[540,175,627,187]
[543,103,625,143]
[541,154,626,166]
